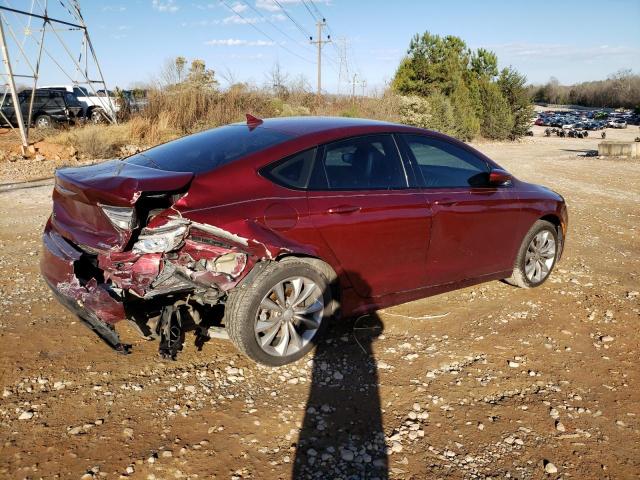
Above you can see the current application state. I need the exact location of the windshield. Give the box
[125,124,293,174]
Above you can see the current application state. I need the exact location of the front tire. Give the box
[505,220,559,289]
[225,260,332,366]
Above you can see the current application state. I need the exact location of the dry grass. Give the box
[47,124,132,158]
[44,87,405,159]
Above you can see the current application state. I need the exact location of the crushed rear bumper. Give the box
[41,222,130,353]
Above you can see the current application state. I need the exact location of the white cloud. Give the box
[255,0,332,12]
[255,0,281,12]
[182,19,221,27]
[102,5,126,12]
[204,38,276,47]
[490,43,640,61]
[229,53,266,60]
[230,2,248,13]
[152,0,179,13]
[223,15,263,24]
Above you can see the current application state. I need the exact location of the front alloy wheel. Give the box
[524,230,556,283]
[505,219,559,289]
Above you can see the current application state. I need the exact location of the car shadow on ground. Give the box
[292,272,388,480]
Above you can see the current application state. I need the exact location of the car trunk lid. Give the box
[51,160,193,251]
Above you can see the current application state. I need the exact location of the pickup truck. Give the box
[39,85,119,123]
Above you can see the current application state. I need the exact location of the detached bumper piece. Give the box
[46,280,131,354]
[41,226,131,354]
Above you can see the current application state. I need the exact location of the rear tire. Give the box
[505,220,559,289]
[90,108,105,124]
[224,260,333,366]
[35,115,52,129]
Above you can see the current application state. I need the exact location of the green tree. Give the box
[498,67,534,139]
[479,80,513,139]
[471,48,498,79]
[392,31,533,141]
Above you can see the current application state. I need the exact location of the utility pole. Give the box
[351,73,358,98]
[0,18,28,153]
[310,18,331,96]
[361,79,367,97]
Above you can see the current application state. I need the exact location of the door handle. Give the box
[433,200,458,207]
[327,205,361,214]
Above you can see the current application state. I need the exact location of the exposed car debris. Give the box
[43,207,260,359]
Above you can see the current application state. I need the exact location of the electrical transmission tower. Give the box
[0,1,114,153]
[309,18,331,96]
[336,36,350,96]
[350,73,366,99]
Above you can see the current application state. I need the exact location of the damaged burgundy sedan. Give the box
[41,116,567,365]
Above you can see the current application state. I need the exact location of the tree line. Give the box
[529,70,640,110]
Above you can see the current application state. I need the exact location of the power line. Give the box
[272,0,311,39]
[300,0,318,21]
[308,0,324,21]
[237,0,314,55]
[219,0,313,65]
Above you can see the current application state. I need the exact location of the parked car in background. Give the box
[39,84,119,123]
[608,119,627,129]
[122,89,149,113]
[0,89,83,128]
[41,116,568,365]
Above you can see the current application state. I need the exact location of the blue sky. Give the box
[5,0,640,93]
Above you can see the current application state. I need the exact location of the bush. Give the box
[479,81,514,140]
[399,93,456,135]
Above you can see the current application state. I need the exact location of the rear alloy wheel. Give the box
[35,115,52,129]
[225,261,332,366]
[90,108,105,124]
[505,220,559,288]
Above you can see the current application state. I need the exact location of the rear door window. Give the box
[309,134,407,190]
[400,135,490,188]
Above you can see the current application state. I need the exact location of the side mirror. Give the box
[489,168,512,186]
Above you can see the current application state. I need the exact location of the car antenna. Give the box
[246,113,263,127]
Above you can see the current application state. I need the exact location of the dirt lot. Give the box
[0,125,639,479]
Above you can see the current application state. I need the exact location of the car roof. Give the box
[244,116,412,136]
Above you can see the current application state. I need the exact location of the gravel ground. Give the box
[0,125,639,479]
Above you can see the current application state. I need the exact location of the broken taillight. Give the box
[132,222,188,254]
[99,204,136,231]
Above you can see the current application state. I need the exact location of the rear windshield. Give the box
[125,125,292,174]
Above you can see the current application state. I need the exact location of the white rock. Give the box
[545,462,558,474]
[18,410,34,420]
